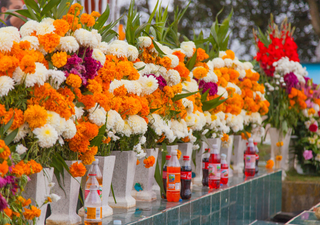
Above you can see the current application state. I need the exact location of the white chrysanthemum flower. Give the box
[110,40,128,46]
[33,124,59,148]
[224,58,233,67]
[16,144,27,155]
[127,45,139,61]
[48,70,66,89]
[218,86,228,99]
[182,79,199,92]
[46,111,61,127]
[109,79,142,96]
[193,111,206,131]
[92,48,106,65]
[166,54,179,68]
[106,110,124,132]
[36,21,55,36]
[158,43,173,55]
[88,105,107,126]
[243,62,253,70]
[238,69,246,79]
[167,69,181,86]
[74,28,98,48]
[97,42,109,54]
[139,136,146,145]
[127,115,148,135]
[180,41,196,58]
[185,113,196,126]
[59,36,79,53]
[48,193,61,202]
[201,70,218,83]
[24,63,49,88]
[72,107,84,121]
[138,36,152,48]
[53,117,67,136]
[0,76,14,97]
[134,61,146,72]
[91,29,102,45]
[227,82,241,95]
[139,76,158,95]
[62,119,77,139]
[171,119,188,139]
[182,98,194,114]
[41,17,54,25]
[21,36,39,50]
[212,58,225,68]
[0,26,20,43]
[107,43,128,58]
[219,51,226,57]
[121,120,133,137]
[0,32,13,52]
[20,20,39,37]
[12,67,25,85]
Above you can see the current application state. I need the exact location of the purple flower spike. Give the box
[0,194,8,211]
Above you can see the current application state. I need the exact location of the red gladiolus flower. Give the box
[309,124,318,132]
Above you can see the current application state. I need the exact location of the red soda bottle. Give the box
[162,155,171,199]
[202,148,210,187]
[244,138,256,176]
[208,144,221,189]
[255,142,259,174]
[220,154,228,185]
[166,150,181,202]
[181,156,192,199]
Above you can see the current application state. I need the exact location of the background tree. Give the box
[121,0,319,62]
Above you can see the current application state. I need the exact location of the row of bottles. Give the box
[163,150,192,202]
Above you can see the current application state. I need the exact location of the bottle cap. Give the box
[93,158,99,164]
[221,154,227,160]
[248,138,254,147]
[88,174,97,176]
[183,156,190,160]
[171,149,177,156]
[166,155,171,160]
[210,144,219,154]
[113,220,122,225]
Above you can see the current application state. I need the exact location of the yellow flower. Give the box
[51,51,68,68]
[91,11,101,18]
[265,159,274,169]
[221,133,229,142]
[276,155,282,161]
[276,142,283,147]
[177,149,182,159]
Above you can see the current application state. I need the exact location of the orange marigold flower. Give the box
[62,14,80,31]
[265,159,274,169]
[0,140,10,160]
[181,136,190,142]
[24,105,47,129]
[51,51,68,68]
[20,55,36,74]
[25,160,43,175]
[102,136,111,144]
[66,74,82,88]
[0,55,19,77]
[308,108,316,115]
[23,206,41,220]
[143,155,155,168]
[177,149,181,160]
[87,79,102,94]
[136,159,140,165]
[4,207,12,218]
[118,24,125,40]
[222,49,235,60]
[196,48,209,62]
[91,11,101,18]
[221,133,229,142]
[80,13,95,27]
[69,162,87,177]
[19,40,31,50]
[23,198,32,207]
[2,108,24,130]
[163,86,174,98]
[276,155,283,161]
[241,132,251,140]
[38,33,60,53]
[12,212,20,218]
[113,85,128,97]
[53,19,70,36]
[68,3,83,16]
[0,160,8,177]
[80,148,96,165]
[173,50,186,62]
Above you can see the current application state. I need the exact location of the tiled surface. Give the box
[99,169,282,225]
[287,211,319,224]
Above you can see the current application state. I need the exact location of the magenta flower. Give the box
[0,194,7,211]
[284,72,299,93]
[146,74,167,90]
[0,177,7,188]
[303,150,313,160]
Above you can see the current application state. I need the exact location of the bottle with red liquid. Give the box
[181,155,192,199]
[220,154,229,185]
[202,148,210,187]
[255,142,259,174]
[162,155,171,199]
[166,150,181,202]
[208,144,221,189]
[244,138,256,176]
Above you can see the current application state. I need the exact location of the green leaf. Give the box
[150,108,160,113]
[186,49,198,70]
[94,4,110,30]
[172,91,198,102]
[90,123,106,147]
[3,116,14,134]
[145,0,159,34]
[4,129,18,146]
[42,0,60,16]
[201,89,210,102]
[111,183,117,203]
[2,11,28,22]
[202,94,228,111]
[76,102,85,108]
[151,38,166,56]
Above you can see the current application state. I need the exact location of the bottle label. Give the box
[221,168,228,178]
[85,189,102,200]
[208,163,221,180]
[245,155,256,169]
[167,173,180,191]
[162,171,167,179]
[181,171,192,180]
[202,162,209,169]
[256,154,259,160]
[84,207,102,219]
